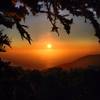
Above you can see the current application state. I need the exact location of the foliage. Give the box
[0,31,11,52]
[0,0,100,51]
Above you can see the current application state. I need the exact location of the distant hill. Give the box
[57,54,100,69]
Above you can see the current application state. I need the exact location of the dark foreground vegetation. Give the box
[0,59,100,100]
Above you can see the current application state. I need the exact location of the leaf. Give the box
[15,20,32,44]
[0,31,11,52]
[51,25,59,36]
[0,14,14,28]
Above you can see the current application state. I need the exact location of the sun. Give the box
[47,43,52,49]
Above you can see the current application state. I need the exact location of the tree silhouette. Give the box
[0,59,100,100]
[0,31,11,52]
[0,0,100,51]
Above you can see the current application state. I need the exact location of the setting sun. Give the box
[47,44,52,49]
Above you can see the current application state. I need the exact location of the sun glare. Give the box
[47,44,52,49]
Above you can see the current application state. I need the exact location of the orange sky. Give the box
[0,37,100,70]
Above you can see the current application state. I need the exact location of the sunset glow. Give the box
[47,44,52,49]
[0,14,100,70]
[0,40,100,70]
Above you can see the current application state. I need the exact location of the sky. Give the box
[0,12,100,70]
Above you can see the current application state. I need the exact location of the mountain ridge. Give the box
[56,54,100,69]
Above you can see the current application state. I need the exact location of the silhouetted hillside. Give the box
[58,54,100,69]
[0,58,100,100]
